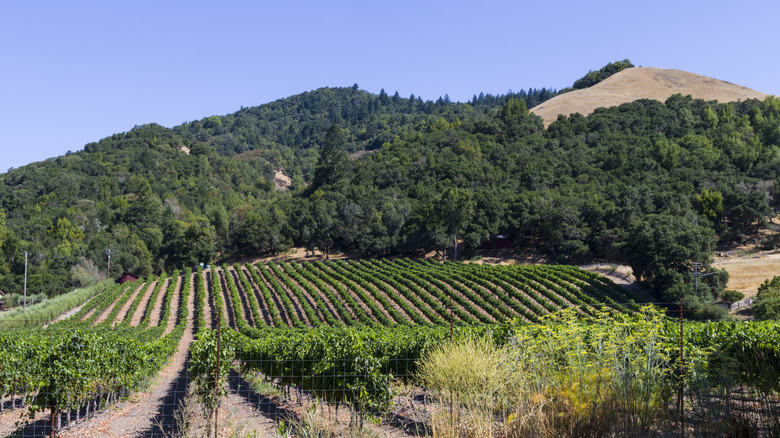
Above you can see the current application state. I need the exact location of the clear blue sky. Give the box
[2,0,778,172]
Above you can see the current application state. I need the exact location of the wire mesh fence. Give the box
[2,312,780,438]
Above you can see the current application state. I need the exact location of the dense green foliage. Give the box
[562,59,635,91]
[1,64,779,306]
[754,276,780,320]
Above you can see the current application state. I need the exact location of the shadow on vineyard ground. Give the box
[227,369,298,422]
[387,393,430,437]
[140,350,192,438]
[8,416,51,437]
[8,404,94,438]
[1,397,23,412]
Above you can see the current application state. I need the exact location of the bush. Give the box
[692,303,731,321]
[754,294,780,321]
[418,336,508,437]
[70,258,105,287]
[721,289,744,302]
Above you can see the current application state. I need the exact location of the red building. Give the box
[120,272,140,284]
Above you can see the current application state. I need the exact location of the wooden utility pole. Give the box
[214,312,221,438]
[679,298,684,437]
[449,298,453,342]
[23,252,27,313]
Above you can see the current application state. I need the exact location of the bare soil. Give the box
[148,277,171,328]
[113,281,148,326]
[44,294,97,326]
[130,281,158,327]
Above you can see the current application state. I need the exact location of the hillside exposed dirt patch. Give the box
[273,169,291,191]
[531,67,771,126]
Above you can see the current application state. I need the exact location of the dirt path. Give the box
[80,303,99,322]
[113,281,148,326]
[0,397,31,436]
[93,283,132,325]
[148,277,171,328]
[130,281,158,326]
[58,274,195,438]
[201,269,214,330]
[217,269,237,329]
[44,294,97,326]
[163,275,182,335]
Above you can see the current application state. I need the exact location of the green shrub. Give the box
[721,289,744,302]
[692,303,730,321]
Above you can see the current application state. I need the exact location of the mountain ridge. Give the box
[531,67,771,126]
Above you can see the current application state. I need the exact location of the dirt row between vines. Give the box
[129,280,158,326]
[112,280,148,326]
[58,274,187,438]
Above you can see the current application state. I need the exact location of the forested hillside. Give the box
[1,63,778,310]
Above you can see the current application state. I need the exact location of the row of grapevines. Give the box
[233,263,266,327]
[358,260,449,323]
[343,260,436,324]
[438,262,541,323]
[268,262,322,327]
[230,324,509,418]
[391,258,489,324]
[116,280,149,327]
[195,267,207,333]
[72,282,131,327]
[157,270,181,328]
[289,262,357,325]
[94,281,138,327]
[421,264,507,323]
[140,273,169,327]
[302,262,375,325]
[245,264,286,327]
[317,261,398,325]
[222,264,258,335]
[278,262,342,325]
[254,263,305,328]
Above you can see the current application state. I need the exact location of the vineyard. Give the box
[0,260,778,437]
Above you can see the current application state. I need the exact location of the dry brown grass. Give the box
[530,67,772,127]
[713,250,780,299]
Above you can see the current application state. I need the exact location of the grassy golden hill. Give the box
[531,67,771,126]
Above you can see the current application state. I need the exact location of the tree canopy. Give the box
[1,78,779,310]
